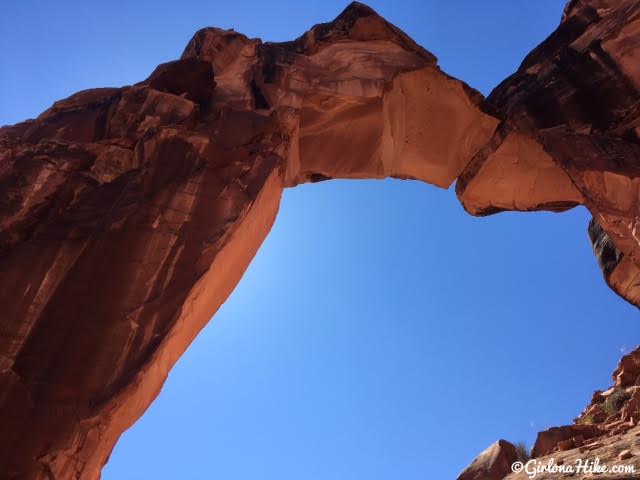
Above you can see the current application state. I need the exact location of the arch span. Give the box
[0,1,638,478]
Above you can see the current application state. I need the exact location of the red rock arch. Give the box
[0,2,638,478]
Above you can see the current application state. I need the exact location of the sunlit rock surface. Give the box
[458,348,640,480]
[456,440,518,480]
[0,1,638,478]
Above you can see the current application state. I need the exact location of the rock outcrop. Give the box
[571,347,640,441]
[504,347,640,480]
[519,347,640,464]
[459,348,640,480]
[0,1,639,478]
[505,425,640,480]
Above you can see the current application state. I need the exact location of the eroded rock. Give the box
[0,4,497,478]
[1,1,639,478]
[532,425,603,458]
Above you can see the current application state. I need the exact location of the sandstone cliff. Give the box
[0,1,638,478]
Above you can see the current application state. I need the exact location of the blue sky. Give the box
[2,1,639,479]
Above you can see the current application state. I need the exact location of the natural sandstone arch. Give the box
[0,1,638,478]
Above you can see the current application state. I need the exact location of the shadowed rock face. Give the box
[0,1,638,478]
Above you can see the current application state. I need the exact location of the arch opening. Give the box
[101,179,639,479]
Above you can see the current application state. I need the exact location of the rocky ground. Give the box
[507,426,640,480]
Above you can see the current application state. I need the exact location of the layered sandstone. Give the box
[0,1,639,478]
[505,425,640,480]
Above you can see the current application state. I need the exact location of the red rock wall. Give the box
[0,2,638,478]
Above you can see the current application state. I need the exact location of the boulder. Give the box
[457,440,518,480]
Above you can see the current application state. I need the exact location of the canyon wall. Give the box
[0,1,638,478]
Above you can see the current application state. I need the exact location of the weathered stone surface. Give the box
[1,1,640,478]
[532,425,603,458]
[138,58,215,106]
[457,440,518,480]
[614,346,640,388]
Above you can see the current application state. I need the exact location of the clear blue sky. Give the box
[3,1,639,479]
